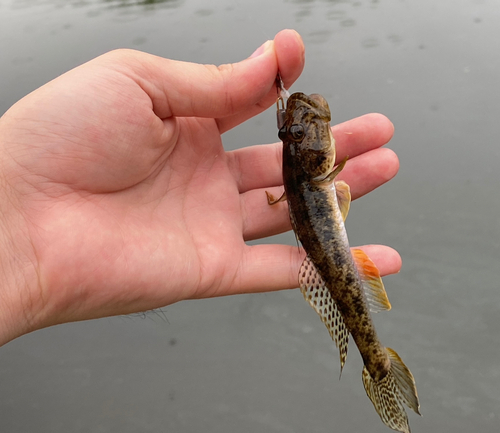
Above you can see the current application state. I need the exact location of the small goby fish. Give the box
[267,91,420,433]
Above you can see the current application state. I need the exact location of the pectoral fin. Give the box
[312,156,348,185]
[335,180,351,221]
[352,248,391,312]
[265,190,287,205]
[298,256,349,371]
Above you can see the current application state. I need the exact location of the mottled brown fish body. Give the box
[281,95,389,380]
[291,186,389,379]
[272,92,420,433]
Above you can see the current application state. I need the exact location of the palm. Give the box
[11,75,253,321]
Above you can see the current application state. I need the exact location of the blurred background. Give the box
[1,0,499,432]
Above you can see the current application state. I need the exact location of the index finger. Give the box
[333,112,395,162]
[227,112,395,193]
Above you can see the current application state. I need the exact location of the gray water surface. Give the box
[1,0,499,432]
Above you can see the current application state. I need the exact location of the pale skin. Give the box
[0,29,401,347]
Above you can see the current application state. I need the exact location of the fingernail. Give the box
[249,40,272,59]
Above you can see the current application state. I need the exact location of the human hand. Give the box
[0,29,400,345]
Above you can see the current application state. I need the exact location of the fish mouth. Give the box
[287,92,331,120]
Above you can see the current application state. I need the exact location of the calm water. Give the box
[1,0,499,432]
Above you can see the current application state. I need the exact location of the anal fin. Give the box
[298,256,349,371]
[352,248,391,313]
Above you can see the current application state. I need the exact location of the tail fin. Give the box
[362,348,420,433]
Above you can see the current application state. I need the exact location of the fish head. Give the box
[279,92,336,181]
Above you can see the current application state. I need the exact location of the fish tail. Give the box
[362,347,420,433]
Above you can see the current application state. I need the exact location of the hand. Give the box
[0,30,400,345]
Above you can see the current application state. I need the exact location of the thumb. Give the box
[103,29,304,121]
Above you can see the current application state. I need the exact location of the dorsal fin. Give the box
[298,256,349,371]
[351,248,391,313]
[335,180,351,221]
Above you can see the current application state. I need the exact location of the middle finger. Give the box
[241,147,398,241]
[228,113,395,195]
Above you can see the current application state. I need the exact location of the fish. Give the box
[267,90,420,433]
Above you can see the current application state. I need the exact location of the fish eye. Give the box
[289,124,305,141]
